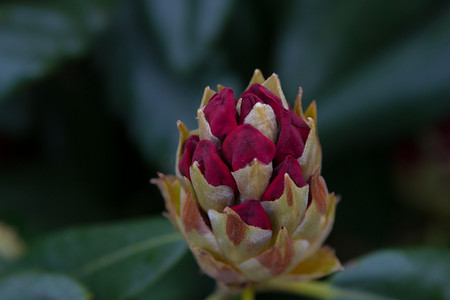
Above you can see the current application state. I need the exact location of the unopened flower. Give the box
[153,70,341,293]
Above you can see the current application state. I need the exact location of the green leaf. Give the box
[133,251,214,300]
[0,0,118,100]
[97,1,239,171]
[262,248,450,300]
[19,216,188,300]
[0,271,90,300]
[331,248,450,300]
[141,0,235,72]
[276,1,450,153]
[318,4,450,153]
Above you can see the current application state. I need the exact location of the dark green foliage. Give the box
[331,248,450,300]
[0,0,449,299]
[0,271,90,300]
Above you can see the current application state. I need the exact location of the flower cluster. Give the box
[153,70,340,292]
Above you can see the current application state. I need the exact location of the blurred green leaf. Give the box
[0,271,90,300]
[141,0,235,72]
[319,4,450,153]
[276,0,440,98]
[97,1,239,171]
[276,1,450,153]
[0,0,118,100]
[19,216,188,300]
[133,251,214,300]
[331,248,450,300]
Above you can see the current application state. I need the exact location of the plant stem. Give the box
[241,287,255,300]
[262,280,395,300]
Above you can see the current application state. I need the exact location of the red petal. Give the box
[262,156,306,201]
[274,109,309,165]
[290,110,310,143]
[239,94,263,124]
[222,124,276,171]
[178,135,199,180]
[203,88,238,140]
[192,140,237,190]
[241,83,284,123]
[230,199,272,230]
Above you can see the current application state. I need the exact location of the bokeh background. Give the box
[0,0,449,292]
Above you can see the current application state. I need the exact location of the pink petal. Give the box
[222,124,276,171]
[178,135,199,180]
[203,88,238,140]
[192,140,237,190]
[262,155,306,201]
[230,199,272,230]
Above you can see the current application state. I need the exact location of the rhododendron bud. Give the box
[203,88,238,141]
[153,70,341,294]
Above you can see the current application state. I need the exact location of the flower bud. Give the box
[153,69,341,293]
[203,88,238,141]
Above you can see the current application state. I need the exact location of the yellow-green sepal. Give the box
[179,179,222,256]
[151,174,185,228]
[199,86,217,108]
[191,246,248,288]
[292,170,336,257]
[261,73,290,110]
[245,69,266,90]
[261,174,309,235]
[190,162,235,212]
[232,159,272,203]
[298,117,322,181]
[284,246,342,281]
[242,102,279,143]
[237,227,309,282]
[197,108,220,144]
[208,207,272,264]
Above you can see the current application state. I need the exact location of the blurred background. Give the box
[0,0,449,267]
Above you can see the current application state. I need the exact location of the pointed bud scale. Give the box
[245,69,265,89]
[181,180,221,256]
[242,103,278,143]
[203,88,238,141]
[261,175,309,235]
[190,162,235,213]
[192,140,237,190]
[287,246,342,281]
[198,109,220,144]
[237,227,308,282]
[262,156,306,202]
[298,117,322,181]
[261,73,290,110]
[241,83,284,123]
[200,86,217,108]
[222,124,276,171]
[178,135,200,180]
[232,159,273,202]
[208,207,272,263]
[153,70,339,293]
[239,94,264,124]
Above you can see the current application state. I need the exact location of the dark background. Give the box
[1,0,449,267]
